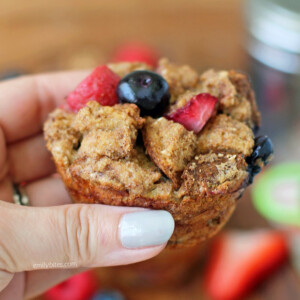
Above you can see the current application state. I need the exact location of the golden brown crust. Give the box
[70,148,163,196]
[157,58,199,102]
[73,101,144,159]
[197,114,254,156]
[142,117,197,188]
[228,70,261,128]
[200,69,260,128]
[57,151,247,248]
[43,109,79,167]
[179,152,249,198]
[168,201,236,247]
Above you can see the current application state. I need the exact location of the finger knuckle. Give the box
[0,127,8,181]
[0,242,13,272]
[0,239,13,273]
[62,205,97,265]
[0,206,18,272]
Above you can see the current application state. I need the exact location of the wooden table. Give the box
[0,0,245,73]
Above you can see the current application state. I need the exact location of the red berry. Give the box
[112,42,159,68]
[67,65,120,112]
[166,93,218,133]
[44,271,98,300]
[204,230,288,300]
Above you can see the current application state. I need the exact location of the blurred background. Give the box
[1,0,300,299]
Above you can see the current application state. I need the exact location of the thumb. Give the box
[0,201,174,288]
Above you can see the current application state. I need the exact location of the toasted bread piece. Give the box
[200,69,260,128]
[179,152,249,199]
[73,101,144,159]
[157,58,199,101]
[142,117,197,188]
[70,147,162,196]
[197,114,254,156]
[228,70,261,128]
[43,108,80,167]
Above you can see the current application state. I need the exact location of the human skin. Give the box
[0,72,173,300]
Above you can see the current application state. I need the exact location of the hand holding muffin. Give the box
[0,73,174,299]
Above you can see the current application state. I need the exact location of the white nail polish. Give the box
[119,210,175,249]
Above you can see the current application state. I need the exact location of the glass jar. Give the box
[244,0,300,162]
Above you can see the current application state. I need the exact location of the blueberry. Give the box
[91,290,125,300]
[116,70,170,117]
[246,135,274,183]
[247,164,263,184]
[247,136,274,166]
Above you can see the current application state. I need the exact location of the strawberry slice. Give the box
[112,42,159,67]
[44,271,98,300]
[67,65,120,112]
[166,93,218,133]
[204,230,288,300]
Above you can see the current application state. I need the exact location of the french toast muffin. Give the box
[44,59,273,248]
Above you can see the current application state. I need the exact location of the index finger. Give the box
[0,70,89,143]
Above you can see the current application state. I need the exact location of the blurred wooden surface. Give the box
[0,0,245,73]
[94,192,300,300]
[1,1,299,299]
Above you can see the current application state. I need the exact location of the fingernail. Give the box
[119,210,175,249]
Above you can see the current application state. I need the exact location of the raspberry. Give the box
[67,65,120,112]
[112,42,159,68]
[44,271,98,300]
